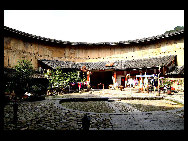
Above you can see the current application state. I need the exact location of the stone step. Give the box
[108,96,164,100]
[108,99,121,102]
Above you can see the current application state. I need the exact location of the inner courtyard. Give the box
[3,25,184,131]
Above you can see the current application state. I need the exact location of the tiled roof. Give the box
[80,61,115,70]
[4,26,184,46]
[39,55,176,71]
[40,60,79,69]
[166,65,184,75]
[118,55,176,70]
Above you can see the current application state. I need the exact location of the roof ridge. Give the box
[4,26,184,45]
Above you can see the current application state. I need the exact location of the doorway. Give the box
[121,77,125,87]
[90,71,113,89]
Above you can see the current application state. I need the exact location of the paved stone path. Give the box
[4,89,184,130]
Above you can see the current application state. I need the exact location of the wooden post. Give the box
[113,71,117,89]
[163,66,165,75]
[87,71,90,82]
[86,71,91,91]
[139,70,143,91]
[157,66,161,96]
[114,71,116,83]
[124,71,127,87]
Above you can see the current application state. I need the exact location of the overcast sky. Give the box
[4,10,184,43]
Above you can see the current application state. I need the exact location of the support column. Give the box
[87,71,90,82]
[87,71,91,91]
[113,71,117,89]
[163,66,165,75]
[144,71,148,91]
[139,70,143,91]
[124,71,127,87]
[113,71,117,83]
[157,66,161,96]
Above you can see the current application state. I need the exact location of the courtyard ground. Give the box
[3,88,184,130]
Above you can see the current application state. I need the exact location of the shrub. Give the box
[44,67,85,93]
[13,59,34,97]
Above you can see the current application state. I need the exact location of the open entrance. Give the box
[90,71,113,89]
[121,77,125,87]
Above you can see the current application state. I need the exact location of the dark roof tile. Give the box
[4,26,184,46]
[39,55,176,71]
[167,65,184,75]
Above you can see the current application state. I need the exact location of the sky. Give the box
[4,10,184,43]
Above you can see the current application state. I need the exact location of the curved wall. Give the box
[4,29,184,70]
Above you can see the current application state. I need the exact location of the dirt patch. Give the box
[120,100,183,112]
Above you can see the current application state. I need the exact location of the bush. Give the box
[44,67,85,93]
[13,59,34,97]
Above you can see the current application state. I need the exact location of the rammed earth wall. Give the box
[4,27,184,70]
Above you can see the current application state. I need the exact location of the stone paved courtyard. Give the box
[4,89,184,130]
